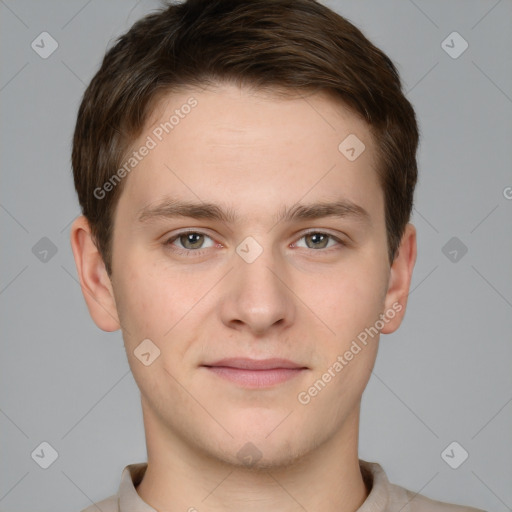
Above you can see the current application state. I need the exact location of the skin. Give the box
[71,83,416,512]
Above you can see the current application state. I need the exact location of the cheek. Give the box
[112,256,171,344]
[314,257,388,400]
[112,253,214,349]
[316,263,387,344]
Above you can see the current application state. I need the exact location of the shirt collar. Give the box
[117,459,390,511]
[119,463,156,512]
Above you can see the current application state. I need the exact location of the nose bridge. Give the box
[221,236,294,333]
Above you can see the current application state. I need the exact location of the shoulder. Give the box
[391,482,487,512]
[80,494,117,512]
[360,459,487,512]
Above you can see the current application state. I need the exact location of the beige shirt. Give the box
[81,459,486,512]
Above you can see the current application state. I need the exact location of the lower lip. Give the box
[204,366,306,388]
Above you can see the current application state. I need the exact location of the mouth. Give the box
[201,358,308,388]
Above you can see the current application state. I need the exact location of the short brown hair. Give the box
[72,0,419,276]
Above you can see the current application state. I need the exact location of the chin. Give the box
[206,425,315,472]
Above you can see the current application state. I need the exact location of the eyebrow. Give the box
[137,197,371,226]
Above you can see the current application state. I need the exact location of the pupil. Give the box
[183,233,202,248]
[309,233,327,248]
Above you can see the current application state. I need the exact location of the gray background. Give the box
[1,0,511,510]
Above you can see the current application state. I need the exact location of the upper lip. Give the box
[202,358,306,370]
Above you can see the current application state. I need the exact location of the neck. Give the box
[136,400,369,512]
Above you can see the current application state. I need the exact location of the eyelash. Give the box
[163,229,347,257]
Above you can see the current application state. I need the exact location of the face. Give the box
[77,83,415,469]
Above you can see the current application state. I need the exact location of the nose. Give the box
[218,243,296,336]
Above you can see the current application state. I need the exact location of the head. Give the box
[71,0,418,469]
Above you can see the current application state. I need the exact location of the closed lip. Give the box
[202,358,307,370]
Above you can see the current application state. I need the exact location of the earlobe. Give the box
[380,223,417,335]
[70,215,121,332]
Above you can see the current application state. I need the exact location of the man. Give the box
[70,0,486,510]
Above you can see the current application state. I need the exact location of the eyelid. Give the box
[164,229,220,249]
[290,229,347,249]
[298,228,346,239]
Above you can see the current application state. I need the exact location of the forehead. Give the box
[116,83,382,225]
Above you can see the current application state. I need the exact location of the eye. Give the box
[165,231,216,253]
[293,231,345,250]
[163,229,346,257]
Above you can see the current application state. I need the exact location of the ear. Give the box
[70,215,120,332]
[380,223,417,334]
